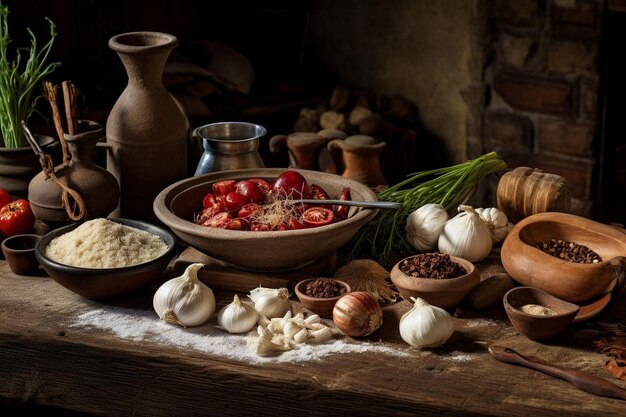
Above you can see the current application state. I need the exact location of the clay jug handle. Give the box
[269,134,287,153]
[327,139,346,174]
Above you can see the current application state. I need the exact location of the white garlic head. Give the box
[248,287,291,319]
[438,205,493,263]
[405,204,450,252]
[476,207,509,244]
[217,294,259,334]
[399,297,454,348]
[153,263,215,327]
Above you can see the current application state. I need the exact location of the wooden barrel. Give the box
[497,167,571,223]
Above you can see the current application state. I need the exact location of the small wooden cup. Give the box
[294,278,351,318]
[1,234,41,275]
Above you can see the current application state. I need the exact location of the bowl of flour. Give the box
[35,218,176,300]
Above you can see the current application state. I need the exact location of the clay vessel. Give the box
[328,135,387,186]
[294,278,351,318]
[0,135,56,199]
[501,212,626,303]
[107,31,188,221]
[28,121,119,223]
[390,254,480,309]
[269,132,327,170]
[1,234,41,276]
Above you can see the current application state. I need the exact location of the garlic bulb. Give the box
[405,204,450,251]
[153,263,215,327]
[476,207,509,244]
[399,297,453,348]
[217,294,258,334]
[249,287,291,319]
[438,205,493,262]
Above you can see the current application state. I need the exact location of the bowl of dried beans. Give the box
[154,168,378,271]
[390,252,480,308]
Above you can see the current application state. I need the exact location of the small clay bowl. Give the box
[1,234,42,275]
[503,286,580,340]
[294,278,351,318]
[390,254,480,309]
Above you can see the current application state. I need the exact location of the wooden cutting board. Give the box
[173,247,338,292]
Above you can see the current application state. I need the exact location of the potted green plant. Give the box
[0,1,60,197]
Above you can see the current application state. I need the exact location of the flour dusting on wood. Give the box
[69,307,410,364]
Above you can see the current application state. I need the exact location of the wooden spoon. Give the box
[488,345,626,401]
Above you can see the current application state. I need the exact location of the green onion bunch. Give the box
[0,1,60,148]
[349,152,507,265]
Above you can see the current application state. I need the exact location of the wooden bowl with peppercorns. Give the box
[389,253,480,309]
[294,278,351,318]
[501,212,626,303]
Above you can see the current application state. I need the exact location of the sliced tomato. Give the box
[248,178,271,192]
[288,217,307,230]
[212,180,237,196]
[310,184,330,200]
[225,218,250,230]
[250,223,271,231]
[235,180,266,203]
[202,193,227,210]
[302,207,335,227]
[334,187,352,220]
[196,203,226,225]
[202,212,232,228]
[223,191,248,212]
[238,203,259,218]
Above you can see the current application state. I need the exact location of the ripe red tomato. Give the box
[0,199,35,236]
[0,188,12,209]
[334,187,352,220]
[272,171,310,199]
[250,223,271,231]
[225,218,250,230]
[248,178,271,192]
[202,212,232,228]
[223,191,248,212]
[235,180,266,203]
[288,217,307,230]
[302,207,335,227]
[202,193,223,210]
[238,203,259,218]
[310,184,330,200]
[212,180,237,196]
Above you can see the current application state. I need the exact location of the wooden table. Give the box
[1,256,625,417]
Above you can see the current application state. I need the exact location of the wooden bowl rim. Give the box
[294,278,351,303]
[503,286,580,318]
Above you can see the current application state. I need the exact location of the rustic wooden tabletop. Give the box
[1,254,625,417]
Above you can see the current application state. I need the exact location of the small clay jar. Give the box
[269,132,328,170]
[327,135,387,186]
[28,120,120,224]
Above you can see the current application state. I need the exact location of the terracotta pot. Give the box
[107,31,188,221]
[28,121,119,223]
[294,278,351,318]
[328,135,387,186]
[0,135,55,199]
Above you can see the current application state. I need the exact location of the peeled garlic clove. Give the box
[304,314,320,324]
[249,287,291,319]
[217,294,259,334]
[256,336,291,357]
[293,328,309,344]
[309,327,333,343]
[333,292,383,337]
[399,297,454,348]
[153,263,215,327]
[283,321,301,340]
[258,314,270,328]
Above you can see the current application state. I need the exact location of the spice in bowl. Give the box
[519,304,558,316]
[536,239,601,264]
[399,253,467,279]
[304,278,347,298]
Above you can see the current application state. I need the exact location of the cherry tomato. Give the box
[225,218,250,230]
[196,204,225,224]
[0,188,12,209]
[302,207,334,227]
[202,212,232,228]
[223,191,248,212]
[238,203,259,218]
[250,223,271,231]
[202,193,222,210]
[0,199,35,237]
[235,180,265,203]
[272,171,310,199]
[248,178,271,192]
[288,217,307,230]
[334,187,352,220]
[212,180,237,196]
[310,184,330,200]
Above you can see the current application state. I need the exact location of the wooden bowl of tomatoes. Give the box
[154,169,378,271]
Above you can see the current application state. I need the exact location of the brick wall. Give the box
[483,0,603,215]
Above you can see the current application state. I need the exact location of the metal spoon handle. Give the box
[297,199,401,209]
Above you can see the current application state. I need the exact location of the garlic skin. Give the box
[249,287,291,319]
[153,263,215,327]
[438,205,493,262]
[399,297,453,348]
[217,294,259,334]
[405,204,450,252]
[476,207,509,244]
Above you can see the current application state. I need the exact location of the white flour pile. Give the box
[69,306,411,364]
[45,219,167,268]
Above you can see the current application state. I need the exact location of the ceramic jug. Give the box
[328,135,387,186]
[107,31,188,221]
[29,120,119,224]
[269,129,347,172]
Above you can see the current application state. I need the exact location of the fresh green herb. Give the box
[0,1,60,148]
[349,152,507,265]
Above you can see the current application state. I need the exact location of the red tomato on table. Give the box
[0,199,35,236]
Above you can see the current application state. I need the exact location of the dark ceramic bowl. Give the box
[390,254,480,309]
[294,278,351,318]
[153,168,378,271]
[1,234,41,275]
[503,286,580,341]
[35,218,176,300]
